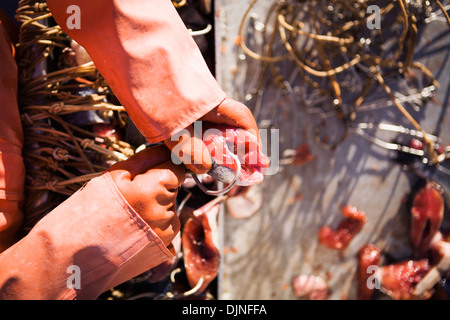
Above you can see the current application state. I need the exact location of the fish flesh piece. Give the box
[357,244,381,300]
[202,123,270,186]
[291,274,329,300]
[381,259,430,300]
[225,185,263,219]
[318,205,367,250]
[182,199,220,293]
[410,182,444,257]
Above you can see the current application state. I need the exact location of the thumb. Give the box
[164,124,212,174]
[108,144,171,179]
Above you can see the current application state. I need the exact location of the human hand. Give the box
[164,97,261,174]
[108,145,185,247]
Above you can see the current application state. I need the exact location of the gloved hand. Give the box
[108,145,185,247]
[164,97,261,174]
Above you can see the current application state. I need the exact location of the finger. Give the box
[200,97,260,143]
[164,124,212,174]
[154,206,181,247]
[147,204,180,247]
[125,180,177,219]
[129,160,186,204]
[108,144,171,180]
[150,160,187,190]
[128,164,182,246]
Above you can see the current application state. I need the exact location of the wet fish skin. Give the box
[407,159,450,209]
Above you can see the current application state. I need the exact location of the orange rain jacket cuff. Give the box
[0,172,174,299]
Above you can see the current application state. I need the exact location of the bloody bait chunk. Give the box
[319,205,367,250]
[357,244,381,300]
[380,259,430,300]
[293,143,314,166]
[291,274,330,300]
[410,182,444,255]
[201,123,270,186]
[182,203,220,293]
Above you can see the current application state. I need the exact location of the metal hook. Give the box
[192,153,242,196]
[351,122,441,157]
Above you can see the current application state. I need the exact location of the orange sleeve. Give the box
[0,173,173,299]
[46,0,227,143]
